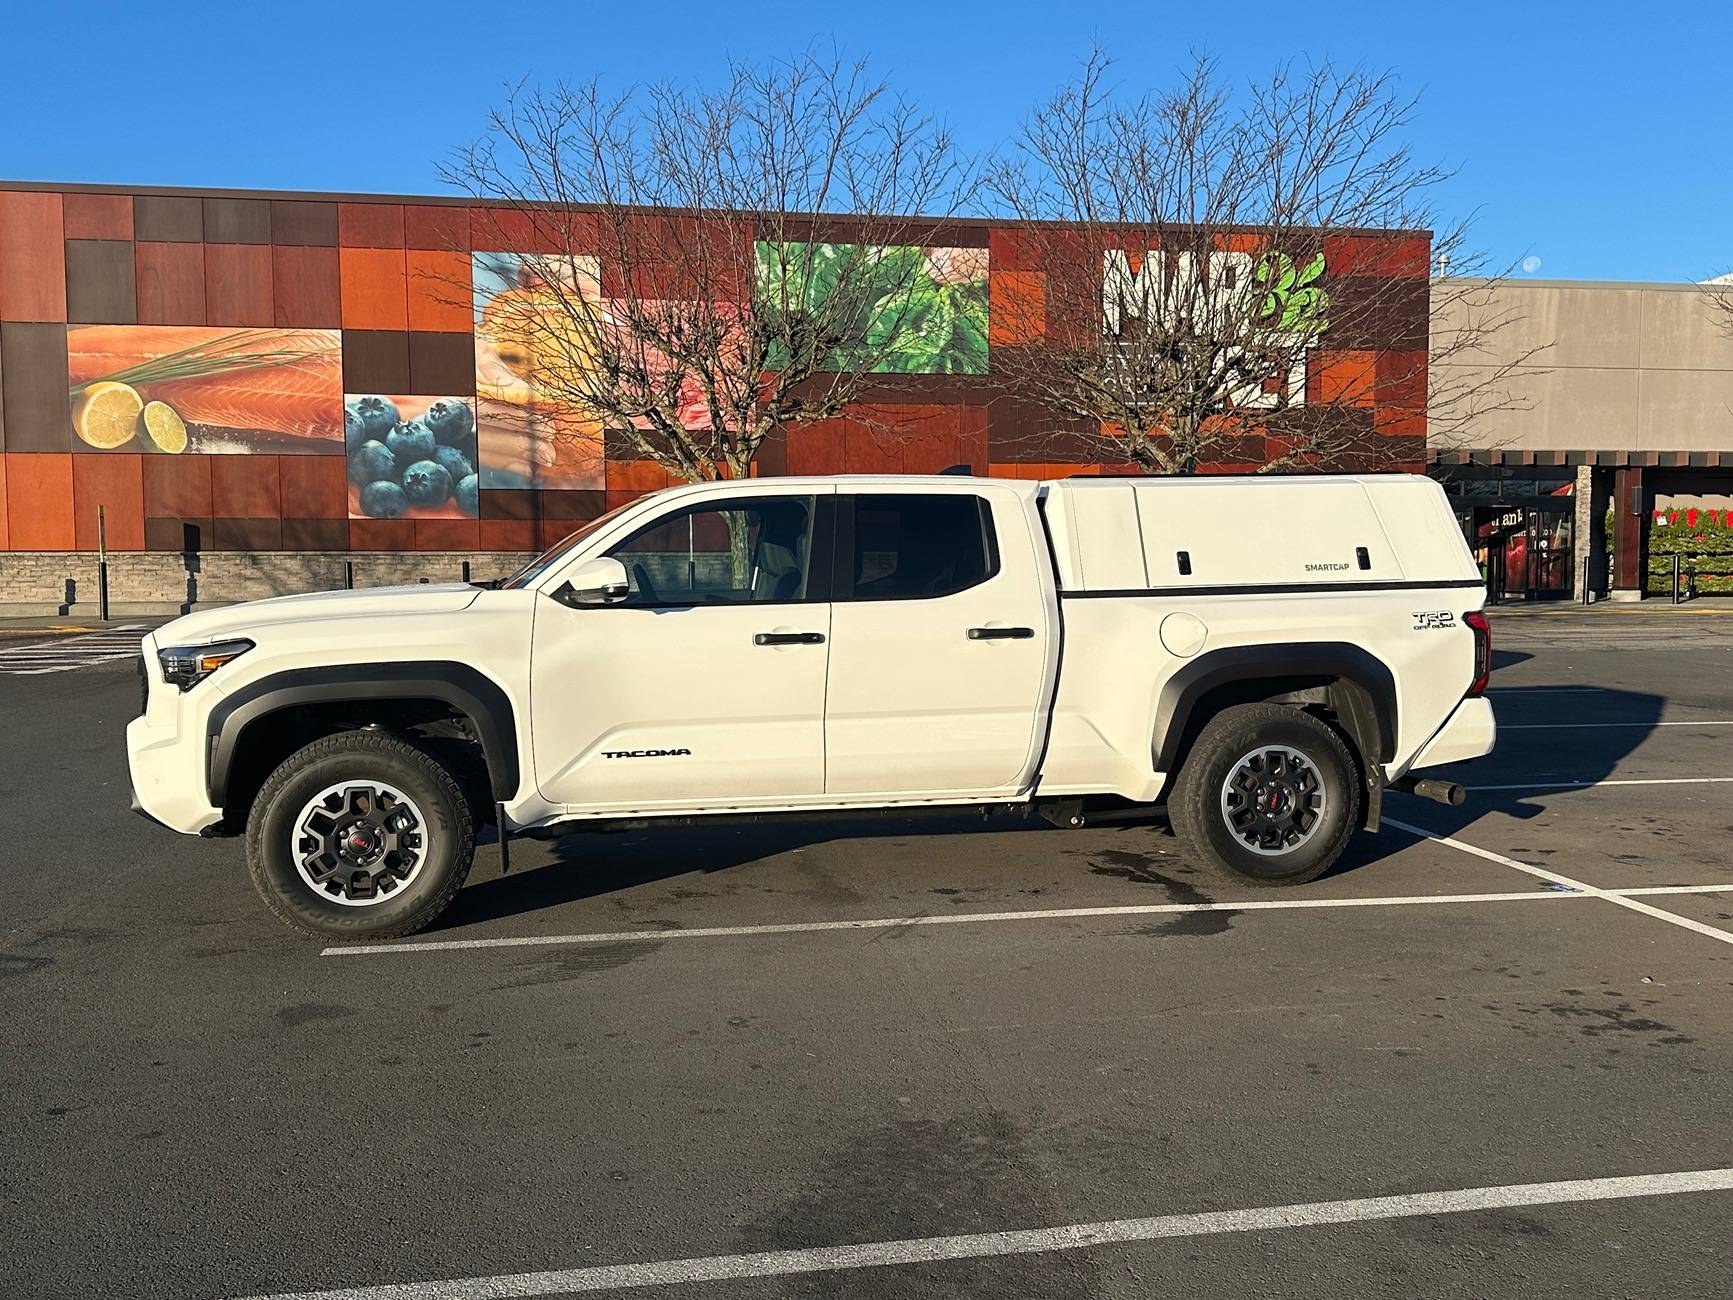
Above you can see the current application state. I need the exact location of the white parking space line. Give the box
[322,880,1733,958]
[0,625,146,675]
[1384,817,1733,948]
[1465,776,1733,791]
[236,1166,1733,1299]
[1500,720,1733,729]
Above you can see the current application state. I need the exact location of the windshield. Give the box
[500,502,637,590]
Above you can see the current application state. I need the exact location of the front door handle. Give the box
[754,631,826,646]
[967,626,1035,640]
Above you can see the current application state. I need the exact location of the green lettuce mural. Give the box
[754,241,989,375]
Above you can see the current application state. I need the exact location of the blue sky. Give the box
[2,1,1727,282]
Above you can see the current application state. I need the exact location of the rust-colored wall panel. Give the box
[414,518,480,550]
[270,199,339,247]
[272,245,340,328]
[0,455,9,548]
[72,453,145,550]
[341,330,411,392]
[203,197,271,244]
[408,331,476,394]
[63,193,133,241]
[339,246,408,330]
[205,244,274,326]
[479,518,534,551]
[0,324,71,452]
[142,454,213,518]
[279,455,347,518]
[6,453,75,549]
[0,191,67,321]
[132,195,203,243]
[135,242,207,324]
[406,249,471,332]
[404,205,469,250]
[211,455,282,518]
[349,516,414,550]
[65,240,138,324]
[338,203,405,248]
[786,419,846,475]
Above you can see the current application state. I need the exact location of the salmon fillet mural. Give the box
[66,326,343,454]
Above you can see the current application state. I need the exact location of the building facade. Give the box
[0,181,1432,609]
[1430,278,1733,601]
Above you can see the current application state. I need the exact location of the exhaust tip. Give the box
[1394,776,1468,806]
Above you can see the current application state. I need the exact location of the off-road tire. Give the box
[246,731,474,940]
[1168,702,1361,887]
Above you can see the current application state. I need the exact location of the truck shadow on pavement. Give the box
[430,677,1663,931]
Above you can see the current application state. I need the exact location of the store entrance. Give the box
[1471,503,1574,602]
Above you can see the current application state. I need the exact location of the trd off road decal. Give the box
[1411,611,1457,630]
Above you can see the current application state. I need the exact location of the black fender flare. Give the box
[1152,642,1397,777]
[204,662,521,807]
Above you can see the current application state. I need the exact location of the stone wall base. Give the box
[0,552,536,616]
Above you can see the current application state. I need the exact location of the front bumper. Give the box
[127,635,225,836]
[1408,696,1496,771]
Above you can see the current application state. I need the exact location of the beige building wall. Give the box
[1431,279,1733,454]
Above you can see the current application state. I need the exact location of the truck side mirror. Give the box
[556,556,631,607]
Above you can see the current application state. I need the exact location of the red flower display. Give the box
[1688,507,1699,528]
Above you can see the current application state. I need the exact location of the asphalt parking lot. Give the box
[5,607,1733,1299]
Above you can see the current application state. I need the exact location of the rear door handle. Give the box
[967,626,1035,640]
[754,631,826,646]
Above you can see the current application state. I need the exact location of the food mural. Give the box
[67,326,343,454]
[345,395,480,521]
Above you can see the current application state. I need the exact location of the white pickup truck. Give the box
[128,472,1495,939]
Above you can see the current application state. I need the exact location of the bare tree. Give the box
[446,53,975,496]
[984,50,1534,474]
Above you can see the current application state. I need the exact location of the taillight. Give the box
[1464,610,1491,696]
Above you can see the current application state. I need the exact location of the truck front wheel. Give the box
[1167,703,1360,886]
[245,731,475,940]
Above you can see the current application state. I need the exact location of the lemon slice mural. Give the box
[72,381,144,449]
[139,400,188,453]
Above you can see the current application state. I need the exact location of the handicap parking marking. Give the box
[0,625,146,675]
[1384,816,1733,948]
[234,1166,1733,1299]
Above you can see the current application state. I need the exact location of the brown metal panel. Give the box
[134,242,207,325]
[340,329,411,392]
[0,191,67,321]
[408,331,476,395]
[269,200,338,247]
[338,203,405,248]
[145,516,212,552]
[204,244,273,326]
[0,324,71,452]
[281,517,349,550]
[63,193,133,241]
[132,195,203,243]
[213,517,283,550]
[272,245,341,328]
[203,197,272,244]
[65,240,138,324]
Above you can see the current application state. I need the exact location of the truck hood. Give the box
[152,583,484,647]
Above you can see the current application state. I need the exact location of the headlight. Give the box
[157,638,254,692]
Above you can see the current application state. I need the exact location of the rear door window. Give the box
[842,494,998,601]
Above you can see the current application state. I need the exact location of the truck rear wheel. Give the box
[1167,703,1360,887]
[245,731,474,940]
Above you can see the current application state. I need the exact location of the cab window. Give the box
[843,494,998,601]
[605,497,815,606]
